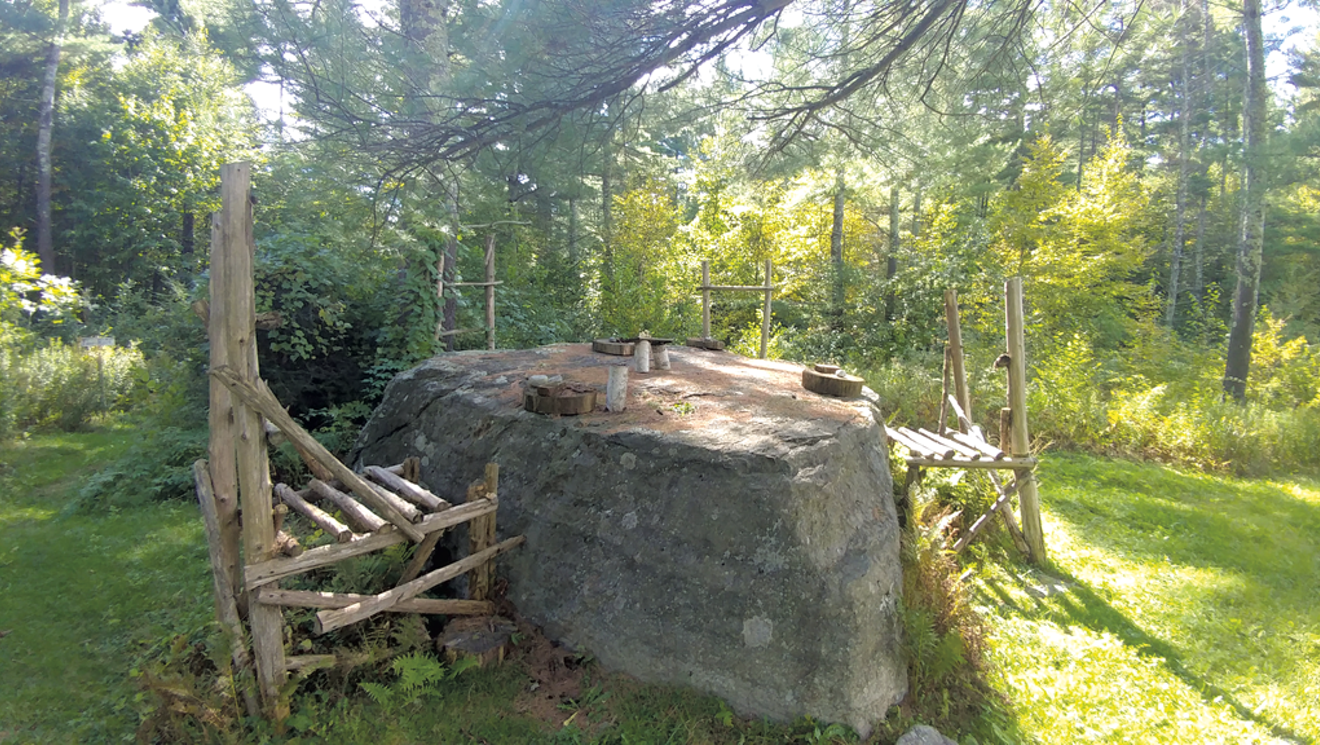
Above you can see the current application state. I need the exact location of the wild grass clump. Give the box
[878,467,1016,742]
[0,338,145,435]
[862,313,1320,476]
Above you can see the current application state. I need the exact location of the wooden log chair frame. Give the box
[688,259,776,359]
[198,163,522,723]
[884,283,1046,564]
[435,233,502,350]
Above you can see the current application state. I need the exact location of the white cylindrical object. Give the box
[606,365,629,411]
[633,339,651,373]
[653,345,670,370]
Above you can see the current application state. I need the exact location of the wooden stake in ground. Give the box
[468,464,499,601]
[214,162,287,720]
[193,460,259,717]
[1005,277,1046,563]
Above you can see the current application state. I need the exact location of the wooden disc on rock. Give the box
[524,384,598,415]
[802,367,864,398]
[593,338,635,356]
[686,337,725,351]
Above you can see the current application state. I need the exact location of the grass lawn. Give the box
[0,424,212,744]
[974,454,1320,744]
[2,428,1316,744]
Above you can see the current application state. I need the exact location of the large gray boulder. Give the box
[352,343,906,735]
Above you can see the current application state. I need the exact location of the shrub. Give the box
[2,339,145,433]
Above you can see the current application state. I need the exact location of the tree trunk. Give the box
[1166,0,1193,328]
[885,184,899,321]
[1223,0,1268,401]
[601,140,614,287]
[830,168,846,322]
[35,0,69,274]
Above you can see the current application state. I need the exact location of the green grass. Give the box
[4,429,1318,744]
[973,453,1320,744]
[0,424,212,743]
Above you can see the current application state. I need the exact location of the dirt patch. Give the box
[479,590,610,734]
[453,343,871,436]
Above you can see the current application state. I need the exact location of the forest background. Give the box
[2,0,1320,500]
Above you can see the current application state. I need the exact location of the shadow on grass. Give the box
[1002,453,1320,744]
[997,560,1312,745]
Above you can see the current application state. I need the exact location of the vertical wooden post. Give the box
[701,260,711,339]
[193,460,259,717]
[434,241,446,344]
[1005,277,1045,564]
[944,289,971,420]
[207,197,242,610]
[218,162,287,719]
[442,236,458,351]
[468,463,499,602]
[485,235,496,351]
[760,259,773,359]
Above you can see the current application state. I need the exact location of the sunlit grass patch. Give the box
[976,453,1320,743]
[0,424,211,743]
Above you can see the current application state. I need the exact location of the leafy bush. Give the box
[73,426,208,510]
[1,339,145,433]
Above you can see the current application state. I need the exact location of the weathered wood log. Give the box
[257,588,493,616]
[315,535,525,634]
[1006,277,1045,563]
[946,431,1006,460]
[606,365,628,412]
[366,482,423,523]
[944,290,972,422]
[468,464,499,602]
[275,483,352,543]
[902,456,1037,469]
[216,162,286,719]
[307,479,386,534]
[437,616,515,668]
[899,428,958,459]
[245,498,499,589]
[634,339,651,373]
[210,366,424,542]
[363,466,448,511]
[275,530,302,557]
[193,460,259,718]
[884,426,934,457]
[915,428,983,460]
[953,477,1023,553]
[398,531,445,584]
[685,337,725,351]
[284,655,335,672]
[401,457,420,483]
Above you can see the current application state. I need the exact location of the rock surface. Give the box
[352,343,906,734]
[895,724,959,745]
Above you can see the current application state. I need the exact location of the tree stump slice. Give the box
[523,385,598,415]
[436,616,516,668]
[802,367,864,398]
[593,339,635,356]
